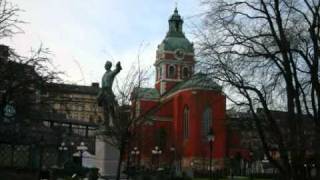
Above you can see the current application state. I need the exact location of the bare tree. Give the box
[0,0,61,123]
[197,0,320,179]
[0,45,61,122]
[0,0,23,39]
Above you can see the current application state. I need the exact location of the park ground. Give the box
[193,177,271,180]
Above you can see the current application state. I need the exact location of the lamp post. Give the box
[304,163,309,179]
[58,142,68,166]
[38,136,44,180]
[170,146,176,177]
[76,141,88,167]
[170,146,176,166]
[207,129,215,180]
[249,150,254,180]
[152,146,162,170]
[131,147,140,176]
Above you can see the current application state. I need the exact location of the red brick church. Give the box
[131,8,227,169]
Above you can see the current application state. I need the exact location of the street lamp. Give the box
[76,141,88,167]
[249,150,254,180]
[170,146,176,176]
[38,136,45,180]
[152,146,162,170]
[190,161,194,172]
[207,129,215,180]
[304,163,308,179]
[170,146,176,165]
[58,142,68,151]
[131,147,140,167]
[131,147,140,177]
[58,142,68,166]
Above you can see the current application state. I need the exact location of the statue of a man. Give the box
[98,61,122,127]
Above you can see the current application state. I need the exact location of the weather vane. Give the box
[175,0,178,9]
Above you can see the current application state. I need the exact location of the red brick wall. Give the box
[133,89,226,165]
[165,81,177,92]
[172,90,226,159]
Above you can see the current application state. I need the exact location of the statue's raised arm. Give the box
[115,61,122,74]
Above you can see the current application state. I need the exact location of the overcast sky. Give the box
[3,0,202,86]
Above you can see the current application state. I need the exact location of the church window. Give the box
[175,21,180,32]
[201,106,212,139]
[183,106,189,139]
[168,65,176,78]
[89,115,94,122]
[159,66,162,79]
[183,67,189,79]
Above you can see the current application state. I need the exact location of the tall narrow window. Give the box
[168,65,175,78]
[201,106,212,139]
[183,106,189,139]
[159,66,162,79]
[183,67,189,79]
[156,67,159,80]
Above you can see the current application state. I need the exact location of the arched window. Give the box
[175,21,179,32]
[183,106,189,139]
[201,106,212,139]
[168,65,175,78]
[183,67,189,78]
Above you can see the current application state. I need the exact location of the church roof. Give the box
[158,37,194,53]
[133,87,160,100]
[134,74,222,101]
[164,73,222,96]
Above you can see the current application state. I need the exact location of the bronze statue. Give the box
[98,61,122,127]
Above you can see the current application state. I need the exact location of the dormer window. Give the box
[168,65,176,78]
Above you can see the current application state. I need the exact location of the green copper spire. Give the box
[167,7,185,38]
[158,8,194,53]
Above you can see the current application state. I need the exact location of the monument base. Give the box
[95,133,120,177]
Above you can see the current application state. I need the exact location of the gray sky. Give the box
[4,0,202,86]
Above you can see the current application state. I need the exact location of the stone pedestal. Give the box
[95,135,120,177]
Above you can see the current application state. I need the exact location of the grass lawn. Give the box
[193,177,272,180]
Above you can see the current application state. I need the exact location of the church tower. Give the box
[155,8,195,95]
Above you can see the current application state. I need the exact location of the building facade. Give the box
[132,8,227,170]
[45,82,103,124]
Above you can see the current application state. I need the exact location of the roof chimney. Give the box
[91,82,99,88]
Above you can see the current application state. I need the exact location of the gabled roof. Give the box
[164,73,222,96]
[46,83,100,95]
[132,87,160,100]
[134,74,221,101]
